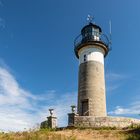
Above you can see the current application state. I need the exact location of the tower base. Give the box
[68,115,140,128]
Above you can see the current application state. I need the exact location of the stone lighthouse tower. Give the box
[68,18,140,128]
[74,20,109,117]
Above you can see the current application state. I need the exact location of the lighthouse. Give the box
[68,18,140,128]
[74,19,109,117]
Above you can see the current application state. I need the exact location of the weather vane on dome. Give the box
[87,15,94,23]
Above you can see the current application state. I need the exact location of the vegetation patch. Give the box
[0,126,140,140]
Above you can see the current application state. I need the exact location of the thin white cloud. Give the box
[106,73,140,116]
[0,66,76,131]
[106,72,127,92]
[108,101,140,115]
[38,92,77,127]
[106,73,125,81]
[1,65,127,131]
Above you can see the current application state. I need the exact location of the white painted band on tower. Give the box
[79,46,105,65]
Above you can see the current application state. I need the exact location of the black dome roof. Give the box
[81,22,102,33]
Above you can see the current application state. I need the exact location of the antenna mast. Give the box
[109,20,112,49]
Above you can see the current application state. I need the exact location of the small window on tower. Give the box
[84,54,87,62]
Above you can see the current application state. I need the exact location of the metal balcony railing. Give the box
[74,31,110,49]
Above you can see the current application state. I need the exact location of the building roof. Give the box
[81,22,102,33]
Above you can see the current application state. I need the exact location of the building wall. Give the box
[74,116,140,128]
[77,45,106,117]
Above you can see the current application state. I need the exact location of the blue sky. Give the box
[0,0,140,131]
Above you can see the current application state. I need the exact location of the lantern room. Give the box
[81,22,102,43]
[74,22,110,58]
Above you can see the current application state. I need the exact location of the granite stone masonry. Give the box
[74,116,140,128]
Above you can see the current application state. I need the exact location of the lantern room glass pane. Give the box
[92,28,99,37]
[83,27,92,37]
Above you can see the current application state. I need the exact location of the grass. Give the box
[123,125,140,140]
[0,126,140,140]
[0,129,76,140]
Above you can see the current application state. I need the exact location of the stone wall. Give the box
[78,61,106,116]
[40,116,57,129]
[74,116,140,128]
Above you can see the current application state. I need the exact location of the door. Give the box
[81,100,89,116]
